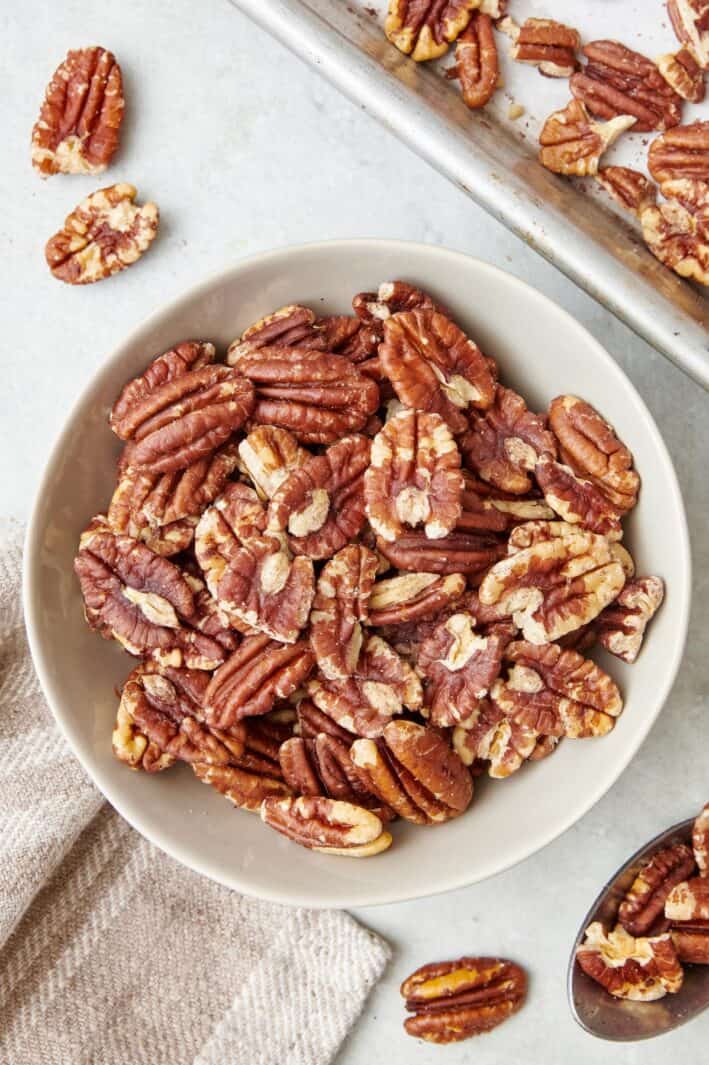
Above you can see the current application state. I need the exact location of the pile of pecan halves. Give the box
[74,280,664,858]
[384,0,709,286]
[577,800,709,1002]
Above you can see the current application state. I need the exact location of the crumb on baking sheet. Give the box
[508,102,525,121]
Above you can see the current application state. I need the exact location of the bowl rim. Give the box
[22,238,692,908]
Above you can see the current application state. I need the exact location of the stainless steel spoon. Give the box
[568,817,708,1042]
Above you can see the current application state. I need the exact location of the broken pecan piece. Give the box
[379,309,496,434]
[657,49,705,103]
[640,177,709,284]
[32,46,124,177]
[596,166,658,216]
[365,410,463,542]
[351,719,473,824]
[648,121,709,183]
[668,0,709,70]
[385,0,476,61]
[618,843,696,937]
[237,425,309,500]
[571,41,683,133]
[594,576,664,663]
[576,923,683,1001]
[450,14,499,109]
[46,183,159,284]
[204,635,314,728]
[417,613,508,727]
[401,956,526,1044]
[535,453,623,540]
[376,528,504,576]
[261,795,392,856]
[539,99,635,177]
[309,545,378,679]
[267,435,370,560]
[693,802,709,874]
[499,16,580,78]
[366,572,466,627]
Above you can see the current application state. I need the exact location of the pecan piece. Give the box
[665,877,709,921]
[366,572,466,627]
[46,183,159,284]
[596,166,658,216]
[228,347,380,444]
[618,844,696,937]
[450,14,499,109]
[261,795,392,856]
[539,99,636,177]
[308,636,422,738]
[459,386,557,494]
[456,473,554,532]
[32,46,124,177]
[504,639,622,727]
[571,41,683,133]
[112,663,187,773]
[110,341,216,438]
[365,410,463,542]
[640,177,709,284]
[479,523,626,644]
[499,17,579,78]
[668,0,709,70]
[401,957,526,1044]
[379,310,496,434]
[351,719,473,824]
[353,280,446,324]
[310,545,378,680]
[648,121,709,183]
[377,528,504,576]
[279,735,392,818]
[268,435,370,559]
[452,698,539,779]
[594,576,664,663]
[417,613,508,727]
[535,453,623,540]
[693,802,709,874]
[237,426,309,500]
[657,49,705,102]
[576,923,683,1001]
[296,698,357,745]
[194,763,291,812]
[385,0,477,61]
[228,305,318,359]
[195,481,269,594]
[204,635,314,728]
[548,395,640,513]
[670,921,709,964]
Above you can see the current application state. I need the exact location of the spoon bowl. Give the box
[568,817,708,1041]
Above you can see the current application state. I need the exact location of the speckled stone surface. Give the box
[2,2,708,1061]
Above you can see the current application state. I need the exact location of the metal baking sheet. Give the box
[229,0,709,388]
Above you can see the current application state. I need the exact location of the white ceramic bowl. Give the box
[24,240,691,908]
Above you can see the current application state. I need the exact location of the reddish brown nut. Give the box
[366,572,466,627]
[459,386,557,494]
[648,121,709,183]
[456,473,554,533]
[670,921,709,964]
[539,99,635,177]
[279,735,392,818]
[535,453,623,540]
[640,177,709,284]
[450,14,499,109]
[75,517,226,669]
[228,305,319,359]
[308,635,422,738]
[594,576,664,663]
[499,16,580,78]
[417,613,508,727]
[657,49,705,102]
[401,957,527,1044]
[110,341,215,438]
[665,876,709,920]
[237,426,309,500]
[351,719,473,824]
[570,41,683,133]
[548,395,640,513]
[384,0,477,61]
[618,844,696,937]
[379,310,496,434]
[596,166,658,216]
[296,698,357,745]
[32,46,124,177]
[693,803,709,874]
[260,795,392,856]
[376,528,504,576]
[267,435,370,560]
[309,545,378,679]
[365,410,463,543]
[204,635,314,728]
[353,280,447,324]
[183,569,240,654]
[194,762,291,812]
[668,0,709,70]
[576,923,684,1001]
[195,481,269,593]
[112,661,202,772]
[228,347,380,444]
[453,698,539,779]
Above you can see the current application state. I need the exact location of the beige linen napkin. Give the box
[0,520,390,1064]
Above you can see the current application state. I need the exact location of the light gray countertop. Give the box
[2,1,707,1061]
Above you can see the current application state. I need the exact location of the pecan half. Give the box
[456,473,554,532]
[309,545,378,679]
[195,481,269,595]
[539,99,636,177]
[693,802,709,874]
[385,0,477,61]
[366,572,466,627]
[376,528,504,576]
[670,921,709,964]
[110,341,215,438]
[279,735,392,818]
[112,662,189,772]
[576,923,683,1001]
[379,309,496,434]
[594,576,664,663]
[548,395,640,513]
[618,844,696,937]
[459,386,557,494]
[296,698,357,745]
[453,698,539,779]
[353,280,446,324]
[499,16,580,78]
[648,121,709,183]
[194,763,291,812]
[237,426,309,500]
[228,347,380,444]
[228,305,318,359]
[571,41,683,133]
[640,177,709,284]
[478,523,625,644]
[204,635,314,727]
[401,957,526,1043]
[260,795,392,856]
[450,14,499,109]
[505,639,622,718]
[657,49,705,102]
[596,166,658,216]
[267,435,370,559]
[417,613,508,727]
[46,183,159,285]
[365,410,463,542]
[535,453,623,540]
[351,719,473,824]
[665,877,709,921]
[32,46,124,177]
[668,0,709,70]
